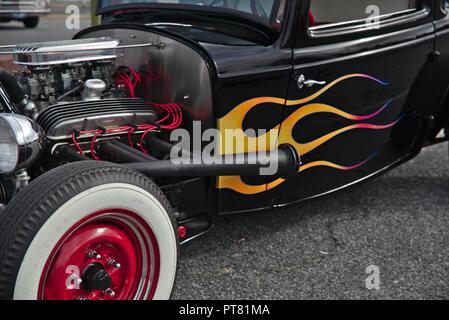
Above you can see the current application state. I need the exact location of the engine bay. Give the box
[0,28,214,204]
[4,35,191,146]
[10,37,174,147]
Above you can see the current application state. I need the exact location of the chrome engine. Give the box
[8,37,158,142]
[0,31,198,206]
[38,98,157,141]
[0,37,164,200]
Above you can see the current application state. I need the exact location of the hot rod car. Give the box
[0,0,448,300]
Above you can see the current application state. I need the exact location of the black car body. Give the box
[0,0,448,300]
[90,0,449,213]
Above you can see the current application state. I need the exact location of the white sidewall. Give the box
[13,183,177,300]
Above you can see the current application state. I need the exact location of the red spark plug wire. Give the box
[71,132,84,155]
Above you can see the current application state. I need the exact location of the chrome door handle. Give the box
[297,74,326,90]
[304,79,327,87]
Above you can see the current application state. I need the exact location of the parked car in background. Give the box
[0,0,51,28]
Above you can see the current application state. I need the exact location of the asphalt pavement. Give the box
[174,143,449,300]
[1,14,448,300]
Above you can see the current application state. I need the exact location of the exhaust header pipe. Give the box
[59,140,300,179]
[124,145,300,178]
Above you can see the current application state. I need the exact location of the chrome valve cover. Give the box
[36,98,158,141]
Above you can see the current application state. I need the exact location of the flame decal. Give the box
[299,152,379,172]
[218,74,388,148]
[218,153,379,195]
[217,74,396,195]
[284,116,400,156]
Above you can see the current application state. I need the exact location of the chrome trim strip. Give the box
[293,34,434,70]
[0,42,157,55]
[309,8,429,38]
[219,65,292,79]
[293,21,435,70]
[309,8,419,31]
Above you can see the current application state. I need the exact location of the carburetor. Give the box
[16,61,117,109]
[12,37,123,114]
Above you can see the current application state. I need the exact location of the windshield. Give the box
[98,0,284,23]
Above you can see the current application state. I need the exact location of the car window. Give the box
[308,0,427,37]
[310,0,419,26]
[99,0,284,24]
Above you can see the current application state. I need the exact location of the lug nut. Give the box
[87,250,102,260]
[105,288,115,297]
[107,259,121,269]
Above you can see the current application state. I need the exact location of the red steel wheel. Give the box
[39,209,160,300]
[0,162,178,300]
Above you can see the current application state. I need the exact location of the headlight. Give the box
[0,114,45,175]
